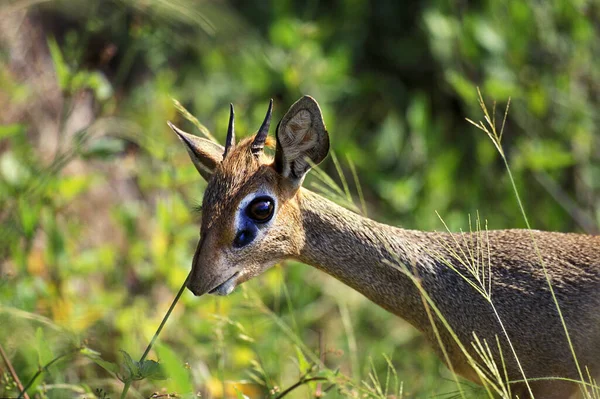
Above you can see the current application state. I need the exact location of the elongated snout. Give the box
[186,264,239,296]
[186,238,211,296]
[186,258,220,296]
[186,236,240,296]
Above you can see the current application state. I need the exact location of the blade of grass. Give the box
[468,89,587,397]
[172,98,217,142]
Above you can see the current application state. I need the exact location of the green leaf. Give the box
[375,112,404,165]
[18,198,40,240]
[35,327,54,366]
[519,140,575,171]
[120,350,140,381]
[0,124,24,139]
[474,20,505,53]
[270,18,301,49]
[57,175,93,202]
[0,151,31,186]
[156,343,193,392]
[47,37,70,91]
[46,212,65,265]
[81,347,119,374]
[139,359,167,380]
[234,388,249,399]
[87,71,113,101]
[81,137,125,160]
[294,346,310,374]
[71,71,113,101]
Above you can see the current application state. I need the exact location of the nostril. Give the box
[186,279,201,296]
[233,229,256,248]
[186,282,196,294]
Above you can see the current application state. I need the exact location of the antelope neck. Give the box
[297,189,436,327]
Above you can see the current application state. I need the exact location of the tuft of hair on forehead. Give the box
[264,135,276,149]
[201,134,278,230]
[222,135,275,165]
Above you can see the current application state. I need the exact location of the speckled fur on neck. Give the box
[297,188,600,398]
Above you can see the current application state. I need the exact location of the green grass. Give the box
[1,1,599,397]
[5,92,597,399]
[1,74,596,399]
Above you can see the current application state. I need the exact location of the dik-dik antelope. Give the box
[169,96,600,399]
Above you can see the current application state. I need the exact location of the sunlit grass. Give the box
[467,89,599,398]
[4,86,598,398]
[2,14,598,395]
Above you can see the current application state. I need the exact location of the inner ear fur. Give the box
[275,95,330,183]
[168,121,224,181]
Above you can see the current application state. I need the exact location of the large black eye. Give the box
[246,196,274,223]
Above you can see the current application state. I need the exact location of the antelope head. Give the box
[169,96,330,296]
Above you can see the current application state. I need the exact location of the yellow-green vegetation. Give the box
[1,0,599,398]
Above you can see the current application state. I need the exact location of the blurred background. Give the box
[1,0,599,398]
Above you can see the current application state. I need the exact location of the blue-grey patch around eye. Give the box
[233,223,258,248]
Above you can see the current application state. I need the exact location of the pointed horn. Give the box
[251,98,273,155]
[223,103,235,159]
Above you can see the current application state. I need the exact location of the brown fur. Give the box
[298,189,600,398]
[171,96,600,399]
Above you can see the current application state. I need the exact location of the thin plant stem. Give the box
[119,272,190,399]
[432,211,531,396]
[140,273,190,362]
[274,377,328,399]
[413,270,468,399]
[346,155,368,216]
[279,266,300,335]
[0,342,30,399]
[119,381,131,399]
[18,348,81,399]
[338,300,360,382]
[330,151,352,204]
[503,156,586,391]
[171,98,217,142]
[468,88,588,395]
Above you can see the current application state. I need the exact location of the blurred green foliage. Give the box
[0,0,598,398]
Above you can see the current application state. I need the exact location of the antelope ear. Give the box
[168,121,224,181]
[274,95,330,186]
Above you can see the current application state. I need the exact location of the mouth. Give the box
[208,272,239,296]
